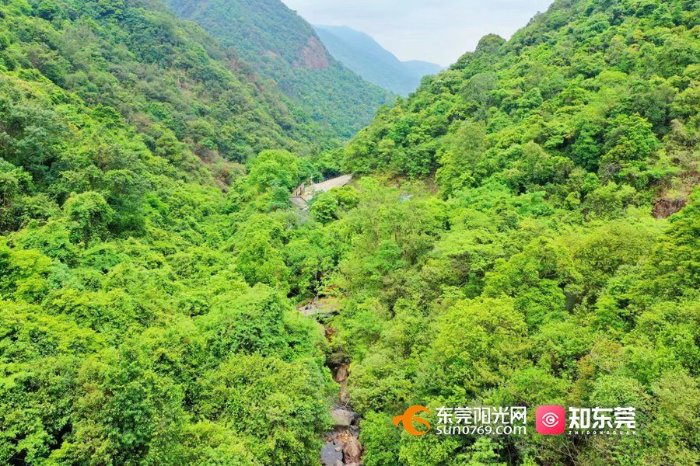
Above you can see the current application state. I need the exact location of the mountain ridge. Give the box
[314,24,443,95]
[162,0,393,139]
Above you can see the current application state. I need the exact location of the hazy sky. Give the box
[282,0,554,66]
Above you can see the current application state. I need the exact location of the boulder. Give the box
[320,440,343,466]
[331,408,356,427]
[335,364,349,383]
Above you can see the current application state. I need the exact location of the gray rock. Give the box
[297,298,341,317]
[331,408,356,427]
[320,440,343,466]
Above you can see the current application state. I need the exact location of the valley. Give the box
[0,0,698,465]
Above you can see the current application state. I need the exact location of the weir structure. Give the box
[290,175,353,210]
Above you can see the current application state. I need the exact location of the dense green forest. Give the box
[332,0,700,463]
[0,0,699,465]
[162,0,393,139]
[0,0,334,464]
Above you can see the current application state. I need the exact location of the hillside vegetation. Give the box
[163,0,393,139]
[0,0,333,464]
[327,0,700,463]
[0,0,698,465]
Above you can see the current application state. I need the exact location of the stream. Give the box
[320,359,362,466]
[299,300,363,466]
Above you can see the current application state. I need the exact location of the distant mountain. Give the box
[314,25,443,96]
[162,0,392,140]
[402,60,444,77]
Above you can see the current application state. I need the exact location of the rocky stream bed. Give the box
[300,300,363,465]
[320,361,362,466]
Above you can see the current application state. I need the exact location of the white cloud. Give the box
[282,0,554,66]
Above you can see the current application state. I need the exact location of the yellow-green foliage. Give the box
[0,0,698,465]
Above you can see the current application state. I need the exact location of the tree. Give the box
[64,191,114,246]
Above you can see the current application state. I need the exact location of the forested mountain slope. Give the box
[0,0,333,464]
[0,0,698,465]
[163,0,393,139]
[314,25,443,96]
[318,0,699,463]
[345,0,699,194]
[3,0,335,168]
